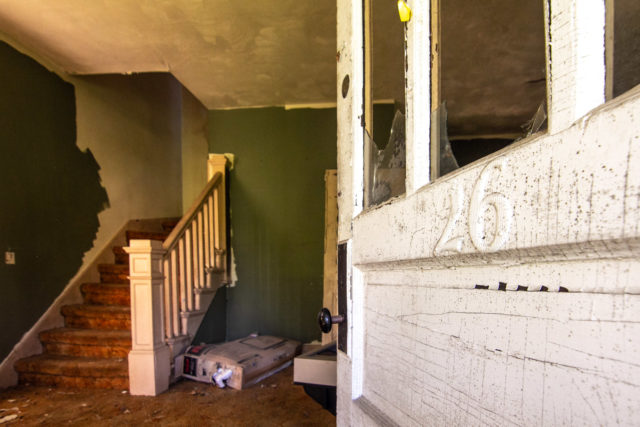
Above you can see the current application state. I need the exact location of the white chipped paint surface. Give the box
[354,89,640,293]
[337,0,640,424]
[548,0,606,134]
[339,89,640,425]
[337,0,364,242]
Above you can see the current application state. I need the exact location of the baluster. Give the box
[163,258,173,339]
[203,202,211,269]
[192,220,200,289]
[171,248,179,335]
[185,227,194,311]
[178,238,187,316]
[208,194,215,268]
[213,187,221,268]
[197,211,205,288]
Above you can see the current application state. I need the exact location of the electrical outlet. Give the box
[5,251,15,265]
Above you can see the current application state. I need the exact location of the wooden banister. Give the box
[163,172,222,252]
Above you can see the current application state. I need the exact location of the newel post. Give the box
[125,239,171,396]
[208,153,229,278]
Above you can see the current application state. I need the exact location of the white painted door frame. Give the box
[336,0,640,425]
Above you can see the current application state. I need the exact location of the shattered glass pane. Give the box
[432,102,460,177]
[368,108,406,206]
[521,99,547,138]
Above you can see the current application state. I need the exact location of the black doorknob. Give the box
[317,308,345,333]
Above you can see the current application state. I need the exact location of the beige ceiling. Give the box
[0,0,555,137]
[0,0,338,109]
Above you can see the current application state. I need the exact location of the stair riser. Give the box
[43,343,131,359]
[18,373,128,390]
[82,290,130,306]
[64,316,131,331]
[114,252,129,265]
[99,272,129,284]
[162,219,179,232]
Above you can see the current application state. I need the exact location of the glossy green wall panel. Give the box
[208,108,336,343]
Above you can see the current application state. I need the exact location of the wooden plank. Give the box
[208,195,215,267]
[352,90,640,291]
[404,0,432,194]
[185,227,194,311]
[203,202,211,269]
[322,170,339,345]
[178,238,186,314]
[192,221,200,289]
[430,0,441,181]
[163,258,173,338]
[197,211,205,288]
[547,0,606,133]
[363,0,373,208]
[605,0,615,100]
[361,286,640,425]
[170,248,179,334]
[336,0,365,242]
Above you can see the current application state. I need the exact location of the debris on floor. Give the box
[0,366,334,425]
[180,334,300,390]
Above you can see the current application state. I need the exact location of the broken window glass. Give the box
[368,107,406,206]
[364,0,407,207]
[434,0,547,178]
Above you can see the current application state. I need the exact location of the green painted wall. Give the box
[0,42,109,360]
[208,107,336,343]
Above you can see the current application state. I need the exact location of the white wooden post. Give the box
[207,153,228,181]
[207,154,228,275]
[547,0,606,134]
[125,239,171,396]
[405,0,431,193]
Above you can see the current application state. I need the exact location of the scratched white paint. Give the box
[363,289,640,426]
[343,87,640,426]
[337,0,640,425]
[336,2,361,424]
[353,89,640,280]
[404,0,431,194]
[337,0,363,243]
[548,0,606,134]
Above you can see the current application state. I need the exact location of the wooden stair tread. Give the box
[15,354,128,377]
[81,282,130,306]
[62,304,130,331]
[40,328,131,358]
[41,327,131,345]
[80,283,131,306]
[62,304,130,318]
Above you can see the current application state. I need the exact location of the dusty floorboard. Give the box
[0,366,335,426]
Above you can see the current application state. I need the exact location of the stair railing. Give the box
[125,154,228,396]
[162,167,227,341]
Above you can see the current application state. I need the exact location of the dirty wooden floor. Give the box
[0,366,335,426]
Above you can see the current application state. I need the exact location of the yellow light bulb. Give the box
[397,0,412,22]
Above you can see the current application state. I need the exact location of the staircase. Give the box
[14,222,177,389]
